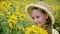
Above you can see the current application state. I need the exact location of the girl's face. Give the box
[31,9,48,26]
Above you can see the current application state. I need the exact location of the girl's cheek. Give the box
[39,17,42,20]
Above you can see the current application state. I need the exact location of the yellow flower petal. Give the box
[20,14,26,21]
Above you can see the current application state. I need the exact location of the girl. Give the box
[25,2,59,34]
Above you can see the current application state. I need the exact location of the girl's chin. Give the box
[37,23,45,26]
[35,24,42,26]
[38,24,42,26]
[35,23,44,26]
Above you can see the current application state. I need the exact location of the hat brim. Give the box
[25,4,54,24]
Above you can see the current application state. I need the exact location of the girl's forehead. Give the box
[31,9,43,14]
[31,9,45,16]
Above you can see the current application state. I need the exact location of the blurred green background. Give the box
[0,0,60,34]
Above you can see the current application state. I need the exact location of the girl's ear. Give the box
[44,14,48,19]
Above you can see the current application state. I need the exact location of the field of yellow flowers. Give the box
[0,0,60,34]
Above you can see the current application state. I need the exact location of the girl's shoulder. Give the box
[52,29,59,34]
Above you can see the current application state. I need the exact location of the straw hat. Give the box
[25,2,55,24]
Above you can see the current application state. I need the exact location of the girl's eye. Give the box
[36,16,40,19]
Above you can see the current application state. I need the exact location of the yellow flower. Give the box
[0,1,7,12]
[8,19,17,27]
[7,2,13,8]
[8,15,18,27]
[10,15,17,21]
[20,13,26,21]
[1,1,7,8]
[12,7,21,15]
[8,19,13,27]
[25,26,48,34]
[0,6,6,12]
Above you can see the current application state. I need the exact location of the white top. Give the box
[52,29,59,34]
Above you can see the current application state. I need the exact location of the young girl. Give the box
[25,2,59,34]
